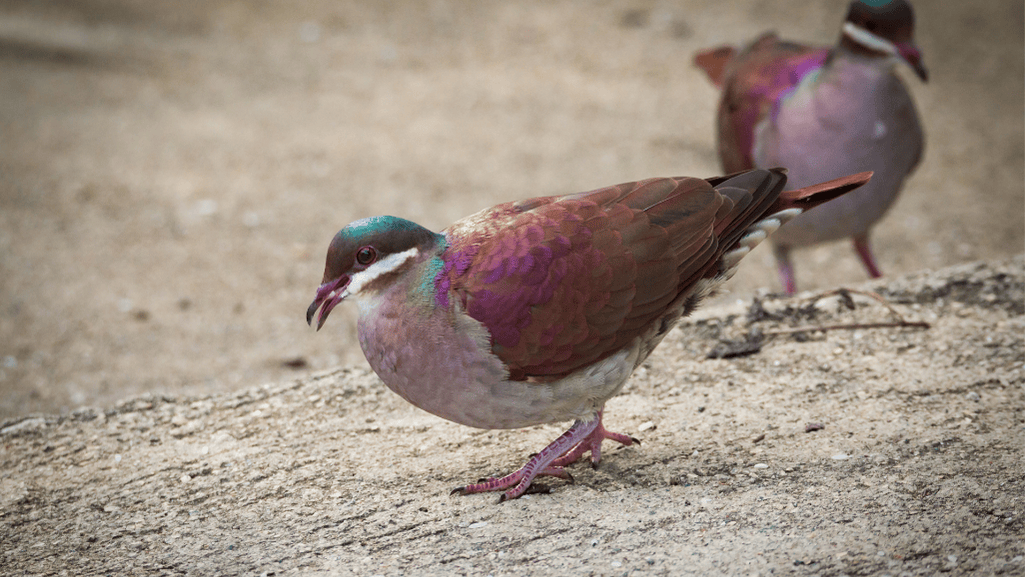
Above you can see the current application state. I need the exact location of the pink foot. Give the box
[452,410,638,501]
[853,235,882,279]
[547,416,639,469]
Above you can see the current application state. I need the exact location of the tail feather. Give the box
[693,45,738,88]
[769,171,874,214]
[718,171,873,275]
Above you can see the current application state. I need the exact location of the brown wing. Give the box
[716,33,829,173]
[439,170,795,380]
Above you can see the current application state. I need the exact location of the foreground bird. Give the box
[308,168,871,500]
[694,0,926,294]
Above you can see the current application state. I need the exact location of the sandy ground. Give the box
[0,0,1022,419]
[1,257,1022,576]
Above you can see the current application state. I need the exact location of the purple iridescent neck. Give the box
[770,49,830,122]
[433,238,477,309]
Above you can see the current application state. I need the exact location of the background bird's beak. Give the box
[306,276,350,330]
[897,42,928,82]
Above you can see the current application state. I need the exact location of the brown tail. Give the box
[693,46,737,88]
[769,171,874,214]
[714,170,873,275]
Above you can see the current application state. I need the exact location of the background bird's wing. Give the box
[440,173,784,380]
[716,33,829,172]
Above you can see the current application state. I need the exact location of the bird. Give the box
[307,168,872,501]
[694,0,926,294]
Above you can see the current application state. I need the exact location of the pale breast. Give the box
[355,284,639,430]
[756,56,924,246]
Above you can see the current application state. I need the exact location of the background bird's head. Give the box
[843,0,928,81]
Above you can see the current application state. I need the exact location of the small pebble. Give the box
[468,521,487,529]
[831,454,850,460]
[195,199,218,216]
[966,391,981,402]
[638,421,656,432]
[753,463,768,469]
[299,21,321,43]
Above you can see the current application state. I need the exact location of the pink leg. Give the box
[452,410,636,501]
[547,412,639,469]
[853,234,882,278]
[773,244,797,295]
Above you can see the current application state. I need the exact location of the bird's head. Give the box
[307,216,442,330]
[843,0,928,81]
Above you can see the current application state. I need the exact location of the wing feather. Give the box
[439,171,792,379]
[715,33,828,172]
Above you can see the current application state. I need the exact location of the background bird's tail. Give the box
[693,45,738,88]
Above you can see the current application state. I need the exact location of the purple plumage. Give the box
[439,178,720,379]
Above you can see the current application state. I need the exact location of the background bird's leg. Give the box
[547,409,638,469]
[853,234,883,278]
[453,415,602,501]
[773,244,798,295]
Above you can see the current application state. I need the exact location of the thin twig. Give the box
[761,288,931,336]
[764,319,930,335]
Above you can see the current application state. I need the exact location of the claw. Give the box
[454,409,638,500]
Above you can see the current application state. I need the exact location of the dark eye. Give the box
[355,246,376,266]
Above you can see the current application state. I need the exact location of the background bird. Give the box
[307,168,871,501]
[694,0,926,294]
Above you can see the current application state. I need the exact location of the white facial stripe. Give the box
[345,247,420,296]
[842,22,899,57]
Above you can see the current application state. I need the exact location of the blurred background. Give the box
[1,0,1021,418]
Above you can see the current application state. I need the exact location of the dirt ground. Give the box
[2,257,1023,576]
[0,0,1022,418]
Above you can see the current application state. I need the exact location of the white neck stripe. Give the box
[345,247,420,296]
[842,21,899,57]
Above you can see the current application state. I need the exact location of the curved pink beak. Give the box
[306,276,350,330]
[897,42,928,82]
